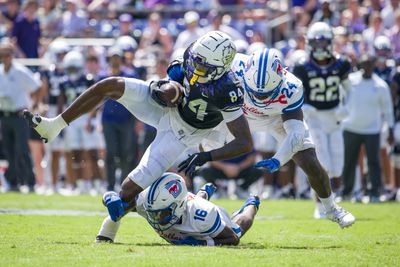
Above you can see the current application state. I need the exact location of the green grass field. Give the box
[0,193,399,267]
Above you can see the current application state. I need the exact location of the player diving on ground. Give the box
[97,172,260,246]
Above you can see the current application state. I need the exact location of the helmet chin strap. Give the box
[190,74,199,85]
[190,69,207,85]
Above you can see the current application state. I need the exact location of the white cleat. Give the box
[23,111,66,143]
[313,203,327,219]
[326,205,355,229]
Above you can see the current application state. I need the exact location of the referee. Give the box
[0,39,41,192]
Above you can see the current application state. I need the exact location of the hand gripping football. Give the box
[151,80,185,107]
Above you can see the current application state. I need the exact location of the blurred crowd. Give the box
[0,0,399,203]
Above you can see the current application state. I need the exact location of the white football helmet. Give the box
[373,35,392,61]
[115,36,138,52]
[63,51,84,82]
[184,31,236,85]
[243,48,285,107]
[286,49,308,67]
[47,39,70,68]
[246,42,266,56]
[306,22,334,61]
[144,173,188,232]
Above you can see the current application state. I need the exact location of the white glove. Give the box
[24,111,67,143]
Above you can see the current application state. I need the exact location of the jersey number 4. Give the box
[309,76,340,102]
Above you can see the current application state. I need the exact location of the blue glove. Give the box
[198,183,217,200]
[255,158,281,173]
[170,236,206,246]
[102,191,129,222]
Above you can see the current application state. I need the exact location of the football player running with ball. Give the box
[231,47,355,228]
[292,22,353,218]
[24,31,253,223]
[97,173,260,245]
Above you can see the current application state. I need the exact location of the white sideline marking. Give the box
[0,208,285,220]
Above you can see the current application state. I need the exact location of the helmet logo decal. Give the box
[165,180,182,199]
[222,44,235,65]
[245,58,252,72]
[271,58,283,77]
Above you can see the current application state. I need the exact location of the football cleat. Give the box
[313,202,327,219]
[326,205,355,229]
[95,235,114,243]
[231,195,260,219]
[23,110,67,143]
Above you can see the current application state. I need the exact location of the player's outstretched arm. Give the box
[255,109,305,173]
[178,114,253,176]
[211,114,253,161]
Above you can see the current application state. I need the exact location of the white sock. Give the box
[98,216,121,241]
[319,193,336,212]
[53,114,68,128]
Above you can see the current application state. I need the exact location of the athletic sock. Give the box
[319,193,336,212]
[98,216,121,241]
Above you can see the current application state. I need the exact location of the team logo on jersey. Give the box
[165,180,182,199]
[272,59,283,77]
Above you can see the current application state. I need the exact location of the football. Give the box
[158,80,185,107]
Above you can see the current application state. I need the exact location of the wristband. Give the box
[206,239,215,246]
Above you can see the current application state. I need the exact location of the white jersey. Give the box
[231,53,304,132]
[136,189,241,244]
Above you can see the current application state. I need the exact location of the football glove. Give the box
[149,79,170,107]
[178,152,212,177]
[255,158,280,173]
[102,191,129,222]
[198,183,217,200]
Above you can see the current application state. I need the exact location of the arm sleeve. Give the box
[273,119,308,166]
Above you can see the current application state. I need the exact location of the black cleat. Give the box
[23,110,48,143]
[23,110,40,128]
[95,235,114,243]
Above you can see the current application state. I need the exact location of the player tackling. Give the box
[24,31,253,223]
[230,47,355,228]
[97,172,260,246]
